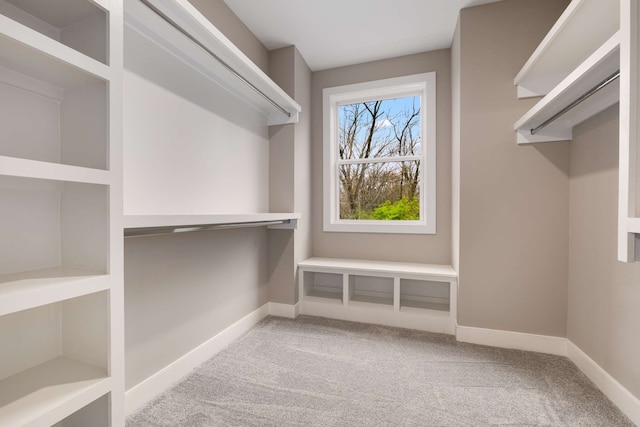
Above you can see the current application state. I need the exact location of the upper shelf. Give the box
[123,213,301,237]
[514,0,619,98]
[0,156,111,185]
[514,32,620,144]
[0,14,109,87]
[124,0,301,126]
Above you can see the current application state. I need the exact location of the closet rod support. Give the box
[138,0,292,119]
[530,70,620,136]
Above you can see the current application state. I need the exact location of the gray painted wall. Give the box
[188,0,269,73]
[311,50,453,264]
[124,0,275,390]
[456,0,571,337]
[268,46,313,305]
[124,229,269,388]
[568,105,640,399]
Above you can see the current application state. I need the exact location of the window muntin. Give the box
[323,73,436,234]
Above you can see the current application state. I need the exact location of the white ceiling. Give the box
[223,0,502,71]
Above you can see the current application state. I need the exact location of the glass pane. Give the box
[338,96,421,160]
[339,161,420,220]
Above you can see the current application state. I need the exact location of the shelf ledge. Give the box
[514,0,619,98]
[0,357,110,427]
[0,267,109,317]
[124,0,300,126]
[0,14,110,87]
[514,32,620,144]
[0,156,110,185]
[298,257,457,280]
[123,213,301,237]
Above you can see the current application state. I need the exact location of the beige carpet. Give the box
[127,316,633,426]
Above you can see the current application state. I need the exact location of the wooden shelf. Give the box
[124,0,300,125]
[514,0,619,97]
[0,156,110,185]
[0,14,109,87]
[515,33,620,144]
[0,267,109,317]
[0,356,109,427]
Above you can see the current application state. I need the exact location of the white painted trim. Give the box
[455,326,640,424]
[301,300,455,335]
[125,303,270,415]
[567,341,640,426]
[268,302,299,319]
[322,72,436,235]
[455,325,567,356]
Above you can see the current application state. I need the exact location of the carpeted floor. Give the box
[127,316,633,426]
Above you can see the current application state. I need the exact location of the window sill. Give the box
[324,220,435,234]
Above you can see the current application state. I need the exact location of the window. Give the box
[323,73,436,234]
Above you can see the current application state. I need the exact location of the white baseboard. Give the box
[125,303,270,416]
[456,325,567,356]
[455,326,640,424]
[567,341,640,426]
[268,302,299,319]
[300,300,456,335]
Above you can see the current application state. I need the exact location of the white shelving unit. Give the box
[0,0,124,425]
[513,0,620,143]
[514,0,620,98]
[619,0,640,262]
[514,0,640,262]
[124,0,301,126]
[298,258,458,334]
[515,32,620,143]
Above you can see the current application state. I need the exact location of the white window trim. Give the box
[323,72,437,234]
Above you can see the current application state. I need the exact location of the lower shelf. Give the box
[0,267,109,316]
[0,356,110,427]
[400,299,449,312]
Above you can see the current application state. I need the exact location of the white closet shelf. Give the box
[514,0,619,98]
[124,0,301,126]
[0,156,110,185]
[514,33,620,144]
[123,213,301,236]
[298,258,457,280]
[0,356,109,427]
[0,268,109,317]
[626,218,640,233]
[0,14,109,88]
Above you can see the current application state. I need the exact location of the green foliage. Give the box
[372,197,420,220]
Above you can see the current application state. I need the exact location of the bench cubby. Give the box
[298,258,458,334]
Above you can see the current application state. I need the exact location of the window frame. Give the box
[323,72,437,234]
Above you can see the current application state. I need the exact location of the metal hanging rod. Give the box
[530,70,620,136]
[138,0,291,119]
[124,219,291,238]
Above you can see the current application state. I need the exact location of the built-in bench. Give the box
[297,258,458,334]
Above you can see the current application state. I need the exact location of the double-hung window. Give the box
[323,72,436,234]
